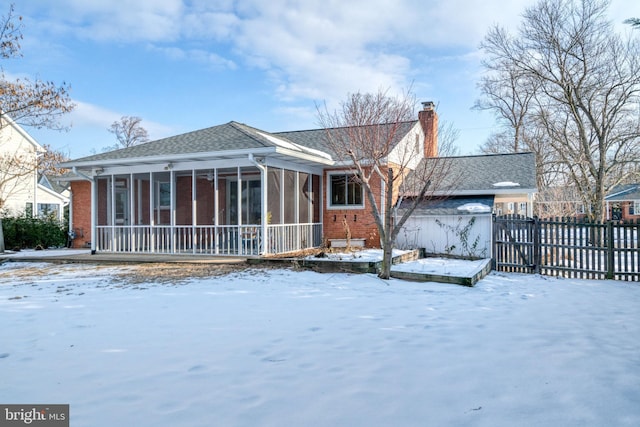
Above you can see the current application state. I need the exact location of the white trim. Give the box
[1,114,45,152]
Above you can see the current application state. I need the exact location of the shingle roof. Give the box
[398,196,495,215]
[65,121,327,164]
[606,184,640,201]
[275,120,418,160]
[409,152,537,194]
[63,119,420,167]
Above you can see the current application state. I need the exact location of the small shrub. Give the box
[1,214,67,250]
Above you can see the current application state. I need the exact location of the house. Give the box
[0,115,68,220]
[60,103,439,255]
[534,186,586,219]
[396,152,537,258]
[60,104,537,257]
[37,174,70,222]
[605,184,640,221]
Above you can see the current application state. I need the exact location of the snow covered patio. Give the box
[1,261,639,426]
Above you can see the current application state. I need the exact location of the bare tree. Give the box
[38,144,69,177]
[624,18,640,28]
[107,115,149,149]
[0,3,74,252]
[317,89,459,279]
[478,0,640,222]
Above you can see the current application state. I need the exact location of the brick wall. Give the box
[69,180,92,249]
[322,169,383,248]
[418,102,438,157]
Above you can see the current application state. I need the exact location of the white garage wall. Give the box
[397,214,493,259]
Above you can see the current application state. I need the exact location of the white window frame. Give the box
[632,200,640,215]
[518,202,527,215]
[157,181,171,209]
[327,171,365,210]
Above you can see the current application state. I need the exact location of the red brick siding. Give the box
[70,180,92,248]
[322,169,384,248]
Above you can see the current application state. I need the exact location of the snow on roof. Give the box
[457,203,492,213]
[492,181,520,187]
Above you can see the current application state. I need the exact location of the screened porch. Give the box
[93,165,322,256]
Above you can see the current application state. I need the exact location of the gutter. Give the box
[248,154,268,256]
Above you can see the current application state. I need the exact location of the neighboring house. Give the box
[605,184,640,221]
[60,104,537,257]
[37,174,70,222]
[535,185,587,219]
[0,115,55,218]
[396,152,537,258]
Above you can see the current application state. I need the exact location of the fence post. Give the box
[606,220,614,280]
[491,214,497,270]
[533,216,541,274]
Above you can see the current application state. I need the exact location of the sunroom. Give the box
[62,122,332,256]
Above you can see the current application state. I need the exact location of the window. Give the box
[329,173,363,208]
[38,203,60,219]
[157,182,171,209]
[519,202,527,215]
[632,200,640,216]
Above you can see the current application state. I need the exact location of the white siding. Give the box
[0,119,41,215]
[397,214,493,258]
[388,123,423,170]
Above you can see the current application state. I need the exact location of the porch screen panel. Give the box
[267,167,281,224]
[153,171,171,225]
[133,173,150,225]
[96,177,110,226]
[312,174,321,222]
[216,169,235,225]
[112,176,131,226]
[175,172,193,225]
[284,170,296,224]
[299,172,310,223]
[195,170,215,225]
[241,168,261,225]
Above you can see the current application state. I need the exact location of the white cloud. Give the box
[67,101,173,140]
[147,45,237,70]
[22,0,635,124]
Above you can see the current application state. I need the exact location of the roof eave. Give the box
[60,147,280,169]
[431,188,537,196]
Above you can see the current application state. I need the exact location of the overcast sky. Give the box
[7,0,636,158]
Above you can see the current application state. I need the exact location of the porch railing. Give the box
[95,223,322,256]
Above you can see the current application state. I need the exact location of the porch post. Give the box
[192,169,197,254]
[130,173,135,251]
[149,172,155,253]
[170,169,176,254]
[237,167,242,226]
[295,171,300,251]
[91,177,97,254]
[214,168,219,255]
[261,165,267,255]
[110,175,116,251]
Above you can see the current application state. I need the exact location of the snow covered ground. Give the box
[1,258,639,427]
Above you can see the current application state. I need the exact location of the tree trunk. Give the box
[379,168,395,279]
[0,218,4,253]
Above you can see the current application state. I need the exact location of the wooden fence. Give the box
[493,215,640,281]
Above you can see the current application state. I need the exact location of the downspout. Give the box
[248,153,267,255]
[72,167,97,254]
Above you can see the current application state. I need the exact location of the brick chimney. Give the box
[418,101,438,157]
